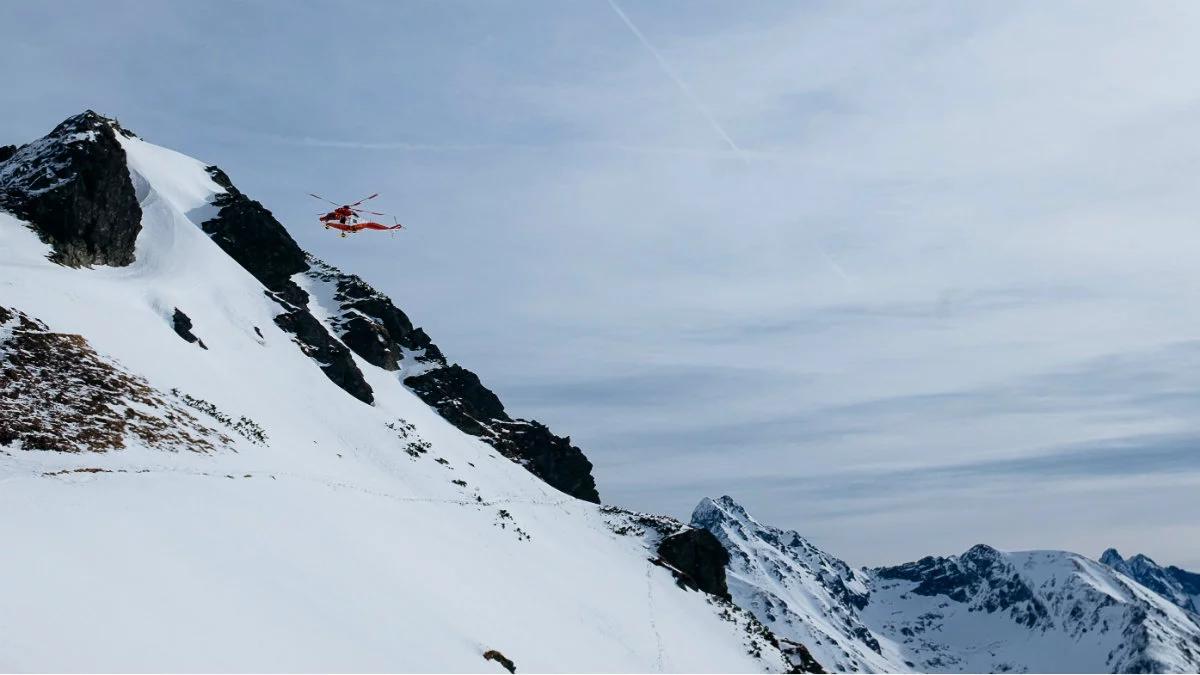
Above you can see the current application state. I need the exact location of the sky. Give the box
[3,0,1200,569]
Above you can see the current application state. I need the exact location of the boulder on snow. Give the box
[656,528,732,601]
[171,308,207,350]
[482,649,516,674]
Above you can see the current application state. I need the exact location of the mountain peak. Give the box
[1129,552,1161,568]
[962,543,1003,562]
[691,495,751,528]
[1100,547,1125,566]
[0,110,142,266]
[1100,548,1200,613]
[50,109,137,140]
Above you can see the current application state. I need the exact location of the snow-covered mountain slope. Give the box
[693,497,903,673]
[694,496,1200,674]
[1102,549,1200,616]
[0,112,792,672]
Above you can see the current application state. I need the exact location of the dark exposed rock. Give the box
[201,165,308,294]
[273,304,373,405]
[404,365,599,502]
[482,649,516,674]
[404,365,506,435]
[171,308,207,350]
[0,111,142,267]
[656,528,732,600]
[302,258,599,501]
[0,145,17,163]
[488,420,599,503]
[305,257,445,371]
[197,166,373,404]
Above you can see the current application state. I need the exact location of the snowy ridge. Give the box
[695,496,1200,673]
[1102,549,1200,616]
[0,114,791,672]
[693,496,906,673]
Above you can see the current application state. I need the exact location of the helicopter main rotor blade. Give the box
[309,193,342,207]
[349,193,380,207]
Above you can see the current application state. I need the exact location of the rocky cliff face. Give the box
[657,528,732,601]
[0,111,142,267]
[302,258,600,503]
[199,165,375,405]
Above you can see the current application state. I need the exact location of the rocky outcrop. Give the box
[305,258,600,503]
[404,365,506,435]
[404,365,599,502]
[0,145,17,163]
[305,258,445,371]
[656,528,732,601]
[195,171,598,498]
[198,166,374,405]
[273,304,374,405]
[0,111,142,267]
[202,166,309,298]
[482,649,516,674]
[487,421,600,504]
[171,308,207,350]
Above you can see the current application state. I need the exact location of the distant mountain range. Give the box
[695,495,1200,673]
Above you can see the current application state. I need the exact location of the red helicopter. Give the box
[309,193,403,237]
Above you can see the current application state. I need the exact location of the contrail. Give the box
[605,0,746,161]
[605,0,852,284]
